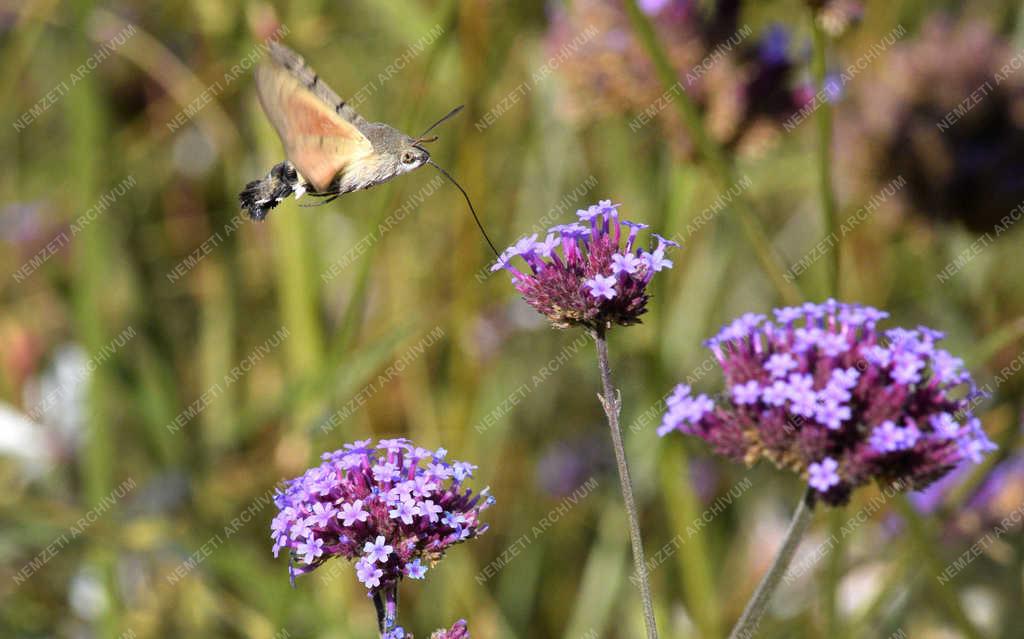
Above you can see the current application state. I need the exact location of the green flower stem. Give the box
[593,330,659,639]
[824,510,844,638]
[622,0,802,306]
[811,16,843,635]
[728,490,814,639]
[812,18,840,297]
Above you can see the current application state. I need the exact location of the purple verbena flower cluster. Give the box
[491,199,677,330]
[270,438,493,590]
[658,300,997,505]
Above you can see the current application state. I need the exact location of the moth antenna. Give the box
[427,160,500,258]
[417,105,464,139]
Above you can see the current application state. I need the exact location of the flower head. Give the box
[493,199,677,330]
[658,300,996,506]
[270,438,493,591]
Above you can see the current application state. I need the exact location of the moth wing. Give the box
[265,42,370,128]
[256,45,373,192]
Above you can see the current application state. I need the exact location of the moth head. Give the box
[389,105,464,175]
[370,124,430,176]
[396,140,431,174]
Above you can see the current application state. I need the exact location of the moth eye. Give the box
[401,152,416,165]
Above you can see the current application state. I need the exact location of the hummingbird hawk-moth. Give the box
[239,41,497,253]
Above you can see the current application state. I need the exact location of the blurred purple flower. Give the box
[837,17,1024,232]
[794,72,844,110]
[907,461,969,515]
[658,300,997,506]
[537,436,613,498]
[492,200,677,330]
[913,441,1023,527]
[0,202,46,246]
[688,456,722,504]
[547,1,813,158]
[823,74,844,101]
[638,0,673,15]
[270,438,493,591]
[431,620,470,639]
[759,24,790,65]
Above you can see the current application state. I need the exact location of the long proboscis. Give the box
[427,159,500,258]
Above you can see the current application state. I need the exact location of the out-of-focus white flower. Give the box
[3,344,91,481]
[69,567,109,620]
[24,344,89,443]
[0,402,54,478]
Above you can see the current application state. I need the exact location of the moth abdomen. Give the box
[238,161,306,221]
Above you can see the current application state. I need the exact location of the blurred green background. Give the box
[2,1,1023,637]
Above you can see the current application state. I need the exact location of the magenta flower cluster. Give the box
[270,438,493,590]
[491,199,677,330]
[658,300,996,505]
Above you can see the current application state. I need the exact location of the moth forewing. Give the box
[255,60,374,193]
[265,42,370,129]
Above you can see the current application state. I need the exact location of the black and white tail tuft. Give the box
[238,161,305,221]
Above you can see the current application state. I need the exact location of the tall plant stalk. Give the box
[593,329,659,639]
[811,18,844,635]
[812,19,840,297]
[374,585,400,638]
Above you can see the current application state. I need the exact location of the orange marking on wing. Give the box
[287,92,360,140]
[290,146,349,192]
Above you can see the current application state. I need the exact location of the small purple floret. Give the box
[808,458,841,492]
